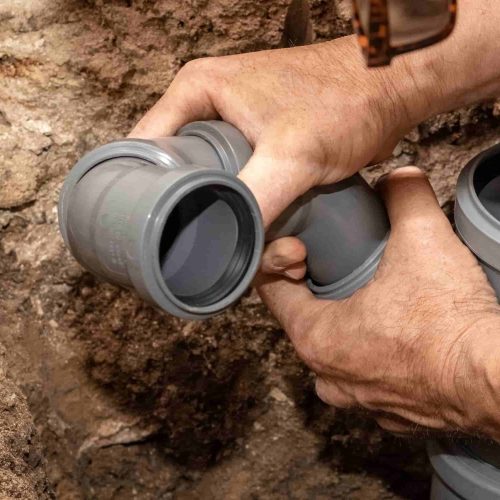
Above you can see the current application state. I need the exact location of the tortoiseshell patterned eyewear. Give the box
[353,0,458,67]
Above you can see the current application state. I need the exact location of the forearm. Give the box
[408,0,500,114]
[321,0,500,137]
[432,0,500,109]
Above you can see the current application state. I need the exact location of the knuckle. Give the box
[288,311,327,367]
[179,57,218,81]
[296,341,320,369]
[183,57,211,71]
[289,238,307,261]
[260,250,276,272]
[376,418,393,432]
[292,334,320,368]
[270,238,306,267]
[351,386,380,412]
[291,303,353,370]
[271,238,293,260]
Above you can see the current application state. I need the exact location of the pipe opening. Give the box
[474,155,500,221]
[159,185,256,308]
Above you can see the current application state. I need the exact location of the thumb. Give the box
[377,166,453,235]
[238,131,324,228]
[255,273,327,357]
[129,63,219,139]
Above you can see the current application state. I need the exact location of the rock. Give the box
[0,155,41,208]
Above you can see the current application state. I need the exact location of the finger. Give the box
[261,237,307,274]
[129,63,219,138]
[283,262,307,280]
[315,377,356,409]
[375,413,440,438]
[376,166,452,233]
[255,274,325,354]
[238,132,323,227]
[375,414,413,435]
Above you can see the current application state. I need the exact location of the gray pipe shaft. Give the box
[268,175,389,287]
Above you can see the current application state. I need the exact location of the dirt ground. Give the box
[1,1,500,498]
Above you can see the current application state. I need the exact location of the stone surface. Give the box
[0,0,499,498]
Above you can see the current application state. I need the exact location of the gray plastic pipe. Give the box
[429,143,500,500]
[58,120,389,320]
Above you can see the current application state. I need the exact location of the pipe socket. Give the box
[59,121,389,319]
[455,143,500,296]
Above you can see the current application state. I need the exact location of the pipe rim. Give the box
[140,169,264,319]
[179,121,253,176]
[455,142,500,271]
[307,235,388,300]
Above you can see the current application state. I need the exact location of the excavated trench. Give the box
[1,0,500,498]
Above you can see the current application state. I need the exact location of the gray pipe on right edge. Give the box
[429,143,500,500]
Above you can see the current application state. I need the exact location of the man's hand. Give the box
[258,168,500,440]
[130,35,442,227]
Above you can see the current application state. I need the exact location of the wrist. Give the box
[320,36,442,148]
[355,0,500,133]
[394,0,500,122]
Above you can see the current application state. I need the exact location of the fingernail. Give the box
[271,256,287,270]
[272,266,286,272]
[284,268,304,280]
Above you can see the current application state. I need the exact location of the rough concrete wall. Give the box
[0,1,499,498]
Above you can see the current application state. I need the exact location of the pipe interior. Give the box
[474,154,500,221]
[159,185,255,308]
